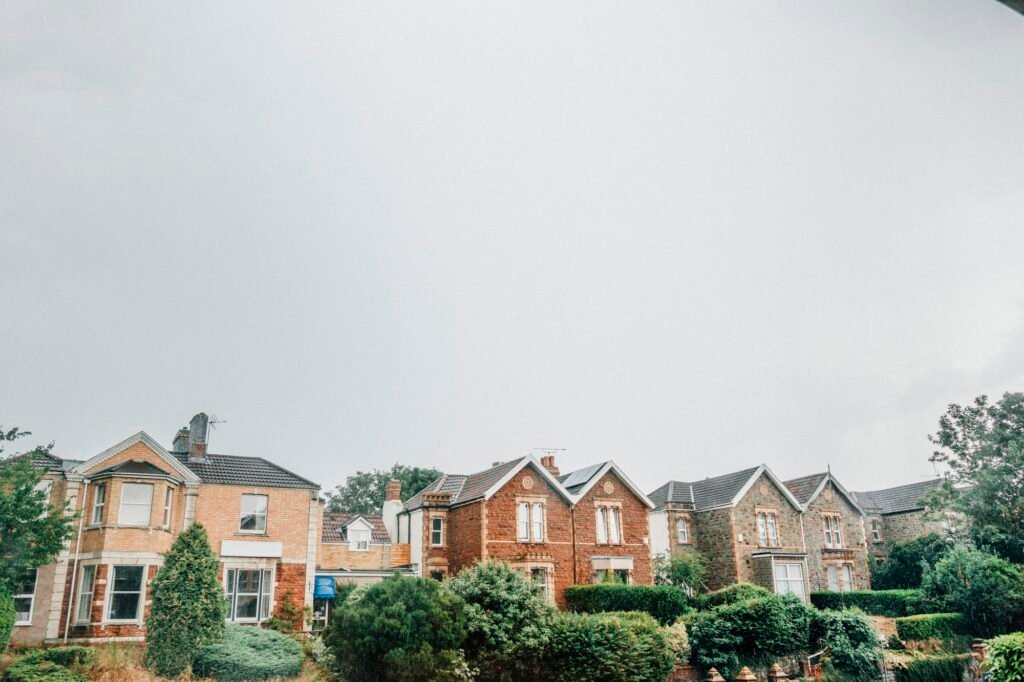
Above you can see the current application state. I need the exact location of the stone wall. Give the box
[802,482,870,592]
[732,472,805,585]
[692,507,738,591]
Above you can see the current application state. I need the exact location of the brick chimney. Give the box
[385,479,402,502]
[540,454,560,477]
[172,428,190,453]
[187,413,209,463]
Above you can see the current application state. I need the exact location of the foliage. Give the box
[442,561,555,681]
[810,589,923,617]
[542,611,674,682]
[988,632,1024,682]
[193,624,304,681]
[0,428,75,593]
[308,636,338,676]
[688,592,813,678]
[662,617,690,664]
[920,546,1024,636]
[895,613,968,642]
[0,588,13,653]
[325,575,469,682]
[266,590,309,634]
[21,647,96,668]
[870,534,953,590]
[325,464,443,514]
[144,522,226,677]
[886,634,905,650]
[810,610,881,681]
[564,584,691,625]
[653,551,708,594]
[0,660,87,682]
[693,583,772,611]
[927,392,1024,562]
[891,653,973,682]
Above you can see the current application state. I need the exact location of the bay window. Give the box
[117,483,153,526]
[91,483,106,524]
[773,562,804,598]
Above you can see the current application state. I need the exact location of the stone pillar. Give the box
[183,482,201,528]
[734,667,757,682]
[768,662,789,680]
[704,668,726,682]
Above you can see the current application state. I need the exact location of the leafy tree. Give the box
[869,533,953,589]
[920,546,1024,636]
[927,392,1024,561]
[0,426,75,592]
[145,523,226,677]
[653,550,708,594]
[325,464,442,514]
[811,609,882,681]
[443,561,555,681]
[325,575,469,682]
[0,584,13,652]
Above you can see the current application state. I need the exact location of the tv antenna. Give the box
[208,415,228,450]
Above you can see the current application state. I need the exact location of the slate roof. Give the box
[171,451,319,490]
[851,479,943,515]
[4,449,65,472]
[322,512,390,544]
[559,462,606,494]
[404,457,529,510]
[649,466,762,511]
[784,473,828,505]
[92,459,180,479]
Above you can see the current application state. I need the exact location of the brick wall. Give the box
[447,501,484,574]
[732,472,805,584]
[274,562,307,630]
[319,543,393,570]
[59,563,160,641]
[803,484,870,592]
[571,470,653,586]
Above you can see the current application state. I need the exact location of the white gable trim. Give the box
[343,516,374,531]
[730,464,804,512]
[72,431,200,484]
[482,456,575,504]
[569,461,656,509]
[807,474,866,516]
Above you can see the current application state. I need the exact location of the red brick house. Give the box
[394,454,654,605]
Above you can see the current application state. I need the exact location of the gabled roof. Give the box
[72,432,201,484]
[322,512,390,543]
[784,471,864,515]
[404,456,575,511]
[559,461,655,509]
[91,459,183,482]
[650,464,803,512]
[851,479,943,515]
[3,449,65,473]
[171,451,319,490]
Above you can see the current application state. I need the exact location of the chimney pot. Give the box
[173,428,190,453]
[188,413,209,462]
[540,454,560,477]
[385,479,402,502]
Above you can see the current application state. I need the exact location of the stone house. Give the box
[850,479,954,560]
[784,472,870,593]
[649,464,810,599]
[10,413,321,647]
[394,455,654,606]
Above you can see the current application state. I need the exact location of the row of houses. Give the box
[8,412,950,646]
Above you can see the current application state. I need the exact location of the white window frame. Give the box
[823,515,842,548]
[677,517,689,545]
[766,512,779,546]
[224,567,273,623]
[162,486,174,529]
[517,502,530,541]
[239,494,268,533]
[608,508,621,544]
[349,528,371,551]
[517,501,545,543]
[596,508,608,544]
[76,565,96,624]
[530,502,544,542]
[870,519,882,543]
[758,511,780,547]
[842,564,854,592]
[774,562,804,599]
[117,483,154,527]
[827,564,840,592]
[13,569,37,625]
[34,479,53,518]
[430,517,444,546]
[91,483,106,525]
[106,564,146,623]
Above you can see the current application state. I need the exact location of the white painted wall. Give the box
[408,510,423,576]
[648,510,669,560]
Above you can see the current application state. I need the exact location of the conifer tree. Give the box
[145,522,226,677]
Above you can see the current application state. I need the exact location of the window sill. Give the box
[14,622,32,627]
[236,531,268,537]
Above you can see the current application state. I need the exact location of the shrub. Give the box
[689,593,813,678]
[891,653,973,682]
[266,590,308,634]
[870,534,952,590]
[662,618,690,664]
[193,624,304,681]
[653,551,708,594]
[443,561,555,681]
[1,659,87,682]
[325,575,468,682]
[564,584,691,625]
[543,611,674,682]
[989,631,1024,682]
[810,589,922,617]
[144,523,226,677]
[810,610,881,681]
[920,547,1024,636]
[0,589,13,652]
[693,583,772,611]
[21,647,96,668]
[895,613,968,642]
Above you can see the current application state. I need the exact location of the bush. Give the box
[891,653,973,682]
[443,561,555,681]
[144,523,226,677]
[564,584,691,625]
[542,611,674,682]
[895,613,969,642]
[662,618,690,664]
[810,589,922,617]
[653,551,708,594]
[870,534,952,590]
[920,547,1024,636]
[693,583,772,611]
[193,624,304,680]
[689,593,813,678]
[989,632,1024,682]
[810,610,881,681]
[21,647,96,668]
[1,660,87,682]
[0,589,13,653]
[325,575,468,682]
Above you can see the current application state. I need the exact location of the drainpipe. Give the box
[570,505,578,585]
[63,479,89,643]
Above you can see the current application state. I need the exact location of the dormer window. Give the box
[349,528,370,551]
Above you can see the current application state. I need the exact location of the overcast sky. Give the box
[3,2,1023,497]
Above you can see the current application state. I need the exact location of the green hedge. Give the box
[193,625,304,681]
[810,589,922,617]
[21,647,96,668]
[564,584,691,625]
[0,590,14,652]
[0,660,88,682]
[892,653,973,682]
[542,611,674,682]
[989,631,1024,682]
[693,583,772,611]
[895,613,968,642]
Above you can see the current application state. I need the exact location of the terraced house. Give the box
[850,478,954,561]
[10,413,321,647]
[393,455,654,606]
